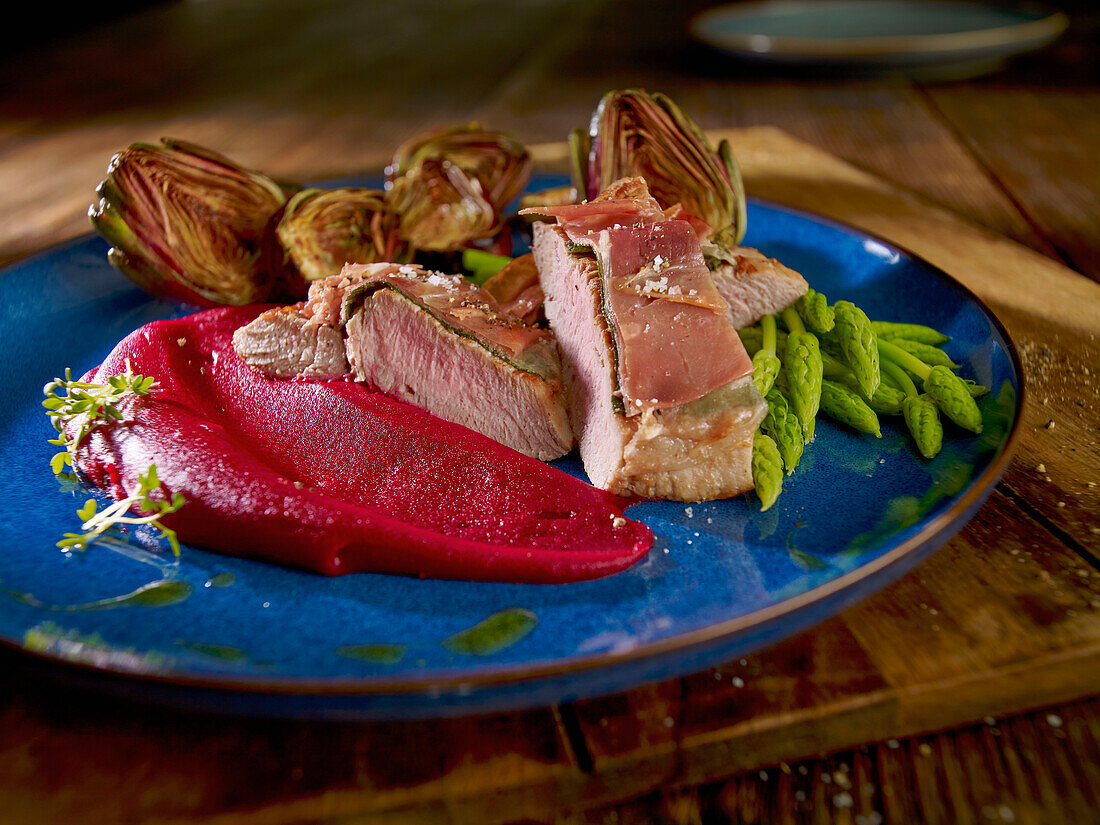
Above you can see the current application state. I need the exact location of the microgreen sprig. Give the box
[57,465,186,555]
[43,364,185,555]
[42,362,158,474]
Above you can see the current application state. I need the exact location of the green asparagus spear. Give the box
[878,340,982,433]
[820,379,882,437]
[856,376,906,416]
[781,308,823,444]
[832,300,880,397]
[870,320,950,346]
[752,351,780,396]
[751,314,782,396]
[826,358,906,415]
[882,359,941,458]
[878,359,903,390]
[738,326,763,355]
[815,329,846,361]
[820,348,850,379]
[902,394,944,459]
[739,325,788,356]
[795,288,835,333]
[924,365,983,433]
[887,338,957,369]
[751,432,784,511]
[762,388,804,474]
[880,358,918,399]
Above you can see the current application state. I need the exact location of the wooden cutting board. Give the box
[2,129,1098,825]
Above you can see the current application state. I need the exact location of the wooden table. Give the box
[2,1,1098,822]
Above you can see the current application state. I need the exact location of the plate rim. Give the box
[0,195,1026,699]
[688,0,1069,59]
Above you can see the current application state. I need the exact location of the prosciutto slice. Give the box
[523,179,753,415]
[595,220,749,412]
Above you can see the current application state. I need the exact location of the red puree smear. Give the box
[75,306,652,583]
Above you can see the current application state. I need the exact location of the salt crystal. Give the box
[425,273,457,289]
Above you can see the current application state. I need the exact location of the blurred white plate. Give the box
[690,0,1068,76]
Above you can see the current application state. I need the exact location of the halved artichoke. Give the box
[275,187,411,283]
[572,89,747,247]
[89,138,293,306]
[386,124,533,251]
[386,157,499,252]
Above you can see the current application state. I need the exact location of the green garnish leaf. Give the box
[44,364,186,556]
[56,464,186,555]
[42,360,159,473]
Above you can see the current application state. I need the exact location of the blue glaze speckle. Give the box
[0,176,1021,717]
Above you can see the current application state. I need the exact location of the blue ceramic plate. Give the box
[690,0,1068,76]
[0,177,1022,718]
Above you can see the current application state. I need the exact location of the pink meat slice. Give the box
[234,263,573,460]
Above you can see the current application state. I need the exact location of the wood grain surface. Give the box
[0,1,1097,823]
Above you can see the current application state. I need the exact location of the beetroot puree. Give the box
[74,306,652,583]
